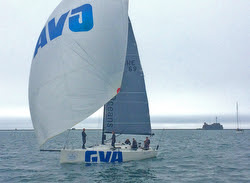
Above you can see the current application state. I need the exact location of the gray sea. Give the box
[0,129,249,183]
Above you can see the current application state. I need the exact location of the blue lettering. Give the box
[111,152,123,162]
[85,151,97,162]
[33,27,47,58]
[85,151,123,163]
[69,4,93,32]
[33,4,93,59]
[48,11,69,41]
[99,151,111,162]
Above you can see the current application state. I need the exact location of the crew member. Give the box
[125,139,131,145]
[144,137,150,150]
[131,138,138,150]
[82,128,87,149]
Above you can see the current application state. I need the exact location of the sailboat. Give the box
[29,0,158,163]
[235,102,244,133]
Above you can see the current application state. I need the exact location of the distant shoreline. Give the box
[0,129,249,131]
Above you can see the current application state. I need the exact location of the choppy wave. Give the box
[0,130,249,182]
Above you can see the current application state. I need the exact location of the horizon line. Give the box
[0,128,249,131]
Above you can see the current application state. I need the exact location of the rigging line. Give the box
[97,107,103,144]
[156,129,165,150]
[69,38,117,91]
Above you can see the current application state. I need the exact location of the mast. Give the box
[102,105,106,144]
[236,102,239,129]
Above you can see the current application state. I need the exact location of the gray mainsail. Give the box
[103,18,151,136]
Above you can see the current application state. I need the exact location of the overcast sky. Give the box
[0,0,249,124]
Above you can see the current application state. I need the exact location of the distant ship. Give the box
[202,122,223,130]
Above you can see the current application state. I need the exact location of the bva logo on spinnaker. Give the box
[34,4,93,58]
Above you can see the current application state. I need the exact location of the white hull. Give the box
[60,143,158,163]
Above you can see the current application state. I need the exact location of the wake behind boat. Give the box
[29,0,158,163]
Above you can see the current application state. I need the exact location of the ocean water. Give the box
[0,129,249,183]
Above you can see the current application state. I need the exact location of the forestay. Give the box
[29,0,129,146]
[103,18,152,135]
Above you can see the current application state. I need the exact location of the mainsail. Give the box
[29,0,129,146]
[103,18,152,135]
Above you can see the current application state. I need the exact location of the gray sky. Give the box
[0,1,249,126]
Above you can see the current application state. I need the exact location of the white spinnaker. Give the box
[29,0,129,146]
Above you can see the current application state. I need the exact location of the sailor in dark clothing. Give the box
[125,139,131,145]
[131,138,138,150]
[111,131,116,148]
[143,137,150,150]
[82,128,87,149]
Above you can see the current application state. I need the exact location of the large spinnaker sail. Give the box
[29,0,129,146]
[103,18,152,135]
